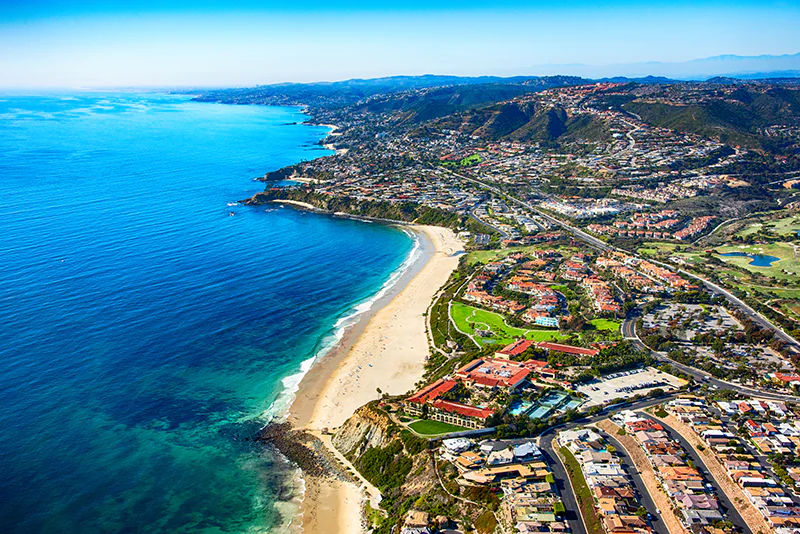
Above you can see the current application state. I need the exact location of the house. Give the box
[681,509,723,527]
[404,510,430,529]
[442,437,472,454]
[676,494,719,510]
[514,442,542,460]
[487,448,515,465]
[453,451,483,471]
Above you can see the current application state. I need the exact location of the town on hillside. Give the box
[203,78,800,534]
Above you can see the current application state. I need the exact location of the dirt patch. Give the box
[650,413,772,534]
[595,419,689,534]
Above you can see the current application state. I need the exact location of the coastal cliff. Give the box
[332,403,394,458]
[330,402,487,534]
[247,187,494,234]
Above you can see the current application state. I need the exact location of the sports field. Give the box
[450,302,566,345]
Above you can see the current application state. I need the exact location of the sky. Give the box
[1,0,800,88]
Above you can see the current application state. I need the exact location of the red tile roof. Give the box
[407,379,457,404]
[455,358,530,389]
[432,399,494,420]
[496,339,534,357]
[536,342,599,356]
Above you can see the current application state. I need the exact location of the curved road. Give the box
[536,396,675,534]
[622,309,800,403]
[450,169,800,354]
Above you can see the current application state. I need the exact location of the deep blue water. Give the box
[720,252,781,267]
[0,93,414,533]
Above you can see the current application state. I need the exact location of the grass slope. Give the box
[408,419,468,435]
[559,446,604,534]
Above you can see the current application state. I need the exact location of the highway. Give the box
[448,169,800,356]
[621,308,800,403]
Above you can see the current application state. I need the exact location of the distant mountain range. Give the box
[522,53,800,80]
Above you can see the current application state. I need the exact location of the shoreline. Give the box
[318,123,350,155]
[287,221,464,534]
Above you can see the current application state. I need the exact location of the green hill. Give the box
[618,86,800,151]
[424,100,611,144]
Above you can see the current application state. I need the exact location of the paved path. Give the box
[315,431,382,509]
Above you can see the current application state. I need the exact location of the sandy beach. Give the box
[319,123,350,155]
[289,224,463,534]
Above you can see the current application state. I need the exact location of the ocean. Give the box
[0,92,415,533]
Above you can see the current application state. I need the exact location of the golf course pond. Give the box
[720,252,781,267]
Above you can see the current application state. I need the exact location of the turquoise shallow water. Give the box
[0,93,414,533]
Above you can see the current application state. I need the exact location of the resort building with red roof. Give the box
[536,342,600,357]
[455,358,532,391]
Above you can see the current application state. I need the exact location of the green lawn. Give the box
[442,154,483,168]
[637,241,679,256]
[735,214,800,239]
[408,419,468,435]
[714,243,800,281]
[465,244,582,267]
[590,318,621,332]
[559,446,604,534]
[451,302,566,345]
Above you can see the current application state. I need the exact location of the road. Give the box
[621,308,800,402]
[594,428,670,534]
[706,404,800,506]
[469,209,508,238]
[450,169,800,353]
[450,171,611,251]
[536,395,675,534]
[640,413,751,533]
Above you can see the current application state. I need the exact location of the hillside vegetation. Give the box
[423,100,611,144]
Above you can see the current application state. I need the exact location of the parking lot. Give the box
[642,303,740,340]
[576,367,686,407]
